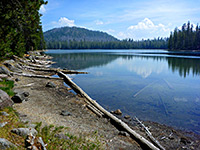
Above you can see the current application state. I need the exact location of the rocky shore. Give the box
[0,51,200,150]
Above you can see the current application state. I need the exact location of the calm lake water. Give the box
[46,49,200,134]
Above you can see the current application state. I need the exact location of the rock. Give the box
[0,89,14,110]
[11,128,38,137]
[55,133,70,140]
[118,131,129,136]
[0,78,3,82]
[0,138,16,150]
[0,122,8,127]
[3,62,22,73]
[0,111,9,116]
[3,60,15,64]
[180,137,191,145]
[60,110,72,116]
[0,74,8,79]
[15,78,20,82]
[46,81,56,88]
[12,93,25,103]
[23,92,30,97]
[124,115,131,119]
[0,66,10,75]
[111,109,122,115]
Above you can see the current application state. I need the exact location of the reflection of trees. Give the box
[167,58,200,77]
[49,52,200,77]
[49,53,118,70]
[121,55,200,78]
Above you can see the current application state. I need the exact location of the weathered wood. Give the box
[163,79,173,89]
[13,72,63,80]
[86,105,103,117]
[135,117,165,150]
[158,94,168,116]
[22,65,88,74]
[134,81,157,97]
[13,55,50,68]
[57,71,160,150]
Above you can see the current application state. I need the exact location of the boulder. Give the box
[0,66,10,75]
[0,74,8,79]
[0,138,16,150]
[11,128,38,137]
[46,81,56,88]
[11,93,25,103]
[124,115,131,119]
[111,109,122,115]
[3,62,22,73]
[0,89,13,110]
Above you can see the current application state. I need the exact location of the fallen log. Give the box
[13,72,63,80]
[163,79,173,89]
[21,65,88,74]
[13,55,50,68]
[134,80,158,97]
[57,71,160,150]
[135,117,165,150]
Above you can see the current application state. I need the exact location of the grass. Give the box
[0,107,102,150]
[0,78,14,96]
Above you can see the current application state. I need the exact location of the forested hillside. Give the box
[44,26,168,49]
[44,26,118,42]
[168,22,200,50]
[0,1,47,59]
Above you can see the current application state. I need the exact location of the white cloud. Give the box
[39,5,46,13]
[95,20,104,25]
[128,18,168,32]
[52,17,75,27]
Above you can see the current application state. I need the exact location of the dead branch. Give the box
[135,117,165,150]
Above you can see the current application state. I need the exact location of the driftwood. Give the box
[135,117,165,150]
[22,65,88,74]
[158,94,168,116]
[163,79,173,89]
[13,72,63,80]
[57,71,160,150]
[134,81,157,97]
[13,55,50,68]
[86,105,103,117]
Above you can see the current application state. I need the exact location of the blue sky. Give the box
[40,0,200,40]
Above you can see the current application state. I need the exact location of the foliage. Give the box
[0,107,102,150]
[168,21,200,50]
[0,0,47,59]
[46,37,168,49]
[35,122,102,150]
[0,78,14,96]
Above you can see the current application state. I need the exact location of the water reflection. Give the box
[49,52,200,78]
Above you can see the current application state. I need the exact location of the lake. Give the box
[46,49,200,134]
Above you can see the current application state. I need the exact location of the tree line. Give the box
[0,0,47,59]
[168,22,200,50]
[46,38,168,49]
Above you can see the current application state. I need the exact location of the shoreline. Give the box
[1,51,200,149]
